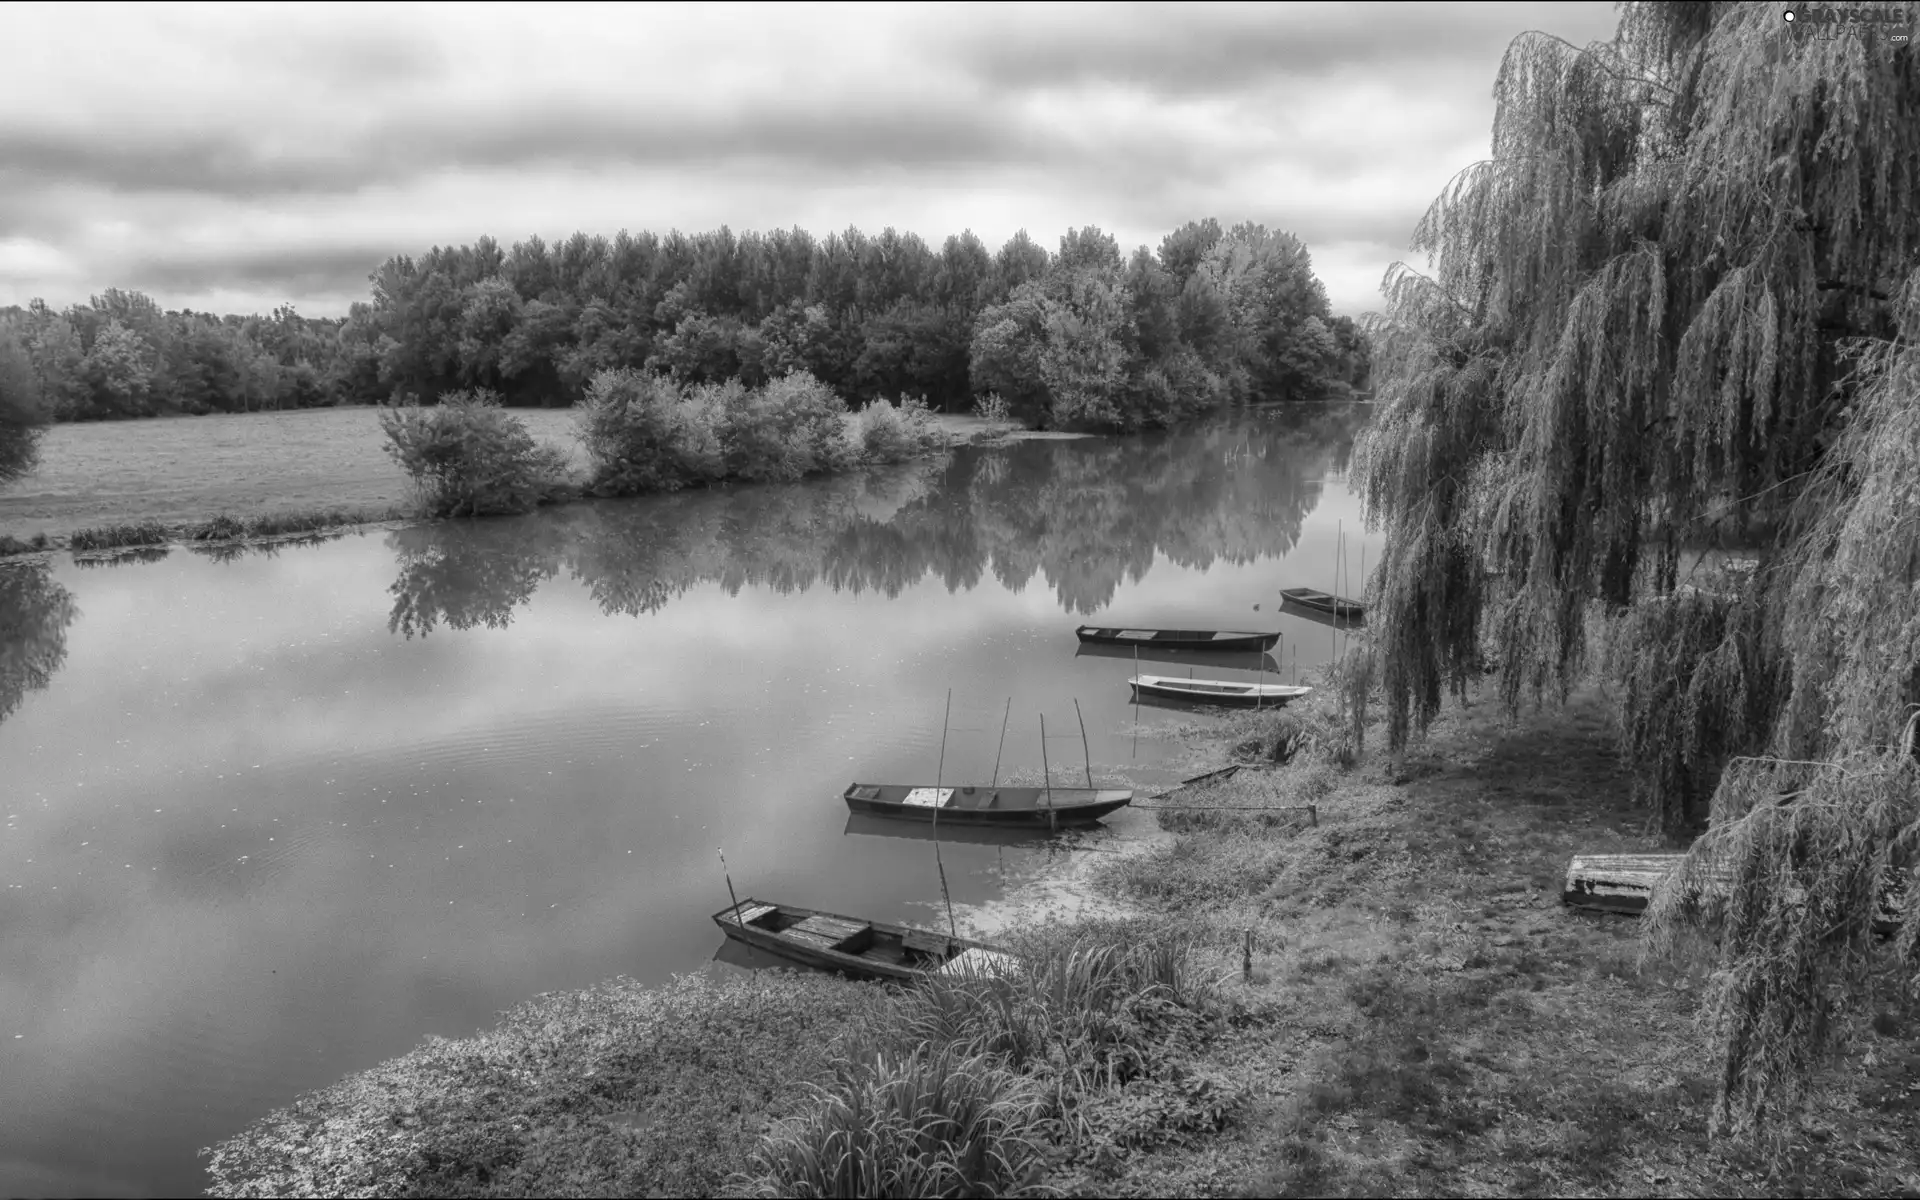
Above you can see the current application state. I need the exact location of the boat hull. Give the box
[1075,625,1279,652]
[713,899,1016,982]
[1278,589,1366,620]
[843,783,1134,826]
[1129,676,1311,708]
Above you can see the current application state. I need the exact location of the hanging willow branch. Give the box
[1354,0,1920,1133]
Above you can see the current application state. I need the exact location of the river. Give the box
[0,403,1377,1196]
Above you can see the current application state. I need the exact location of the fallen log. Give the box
[1563,852,1908,934]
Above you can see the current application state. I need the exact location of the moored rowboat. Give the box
[1076,625,1280,652]
[713,899,1019,982]
[1279,588,1366,619]
[1129,674,1313,708]
[843,783,1134,826]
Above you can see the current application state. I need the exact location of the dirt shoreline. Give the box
[0,406,1041,553]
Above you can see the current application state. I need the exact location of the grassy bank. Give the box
[0,407,1022,558]
[202,686,1919,1196]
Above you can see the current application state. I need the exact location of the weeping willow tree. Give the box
[1352,1,1919,1133]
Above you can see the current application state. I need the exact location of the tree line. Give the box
[0,219,1368,451]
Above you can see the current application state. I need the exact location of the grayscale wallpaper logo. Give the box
[1783,2,1914,42]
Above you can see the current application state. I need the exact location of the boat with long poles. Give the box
[843,782,1134,826]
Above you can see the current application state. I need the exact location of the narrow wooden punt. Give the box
[1279,587,1366,620]
[843,783,1134,826]
[1074,639,1283,674]
[1075,625,1280,652]
[713,899,1019,982]
[1129,674,1313,708]
[1564,852,1905,933]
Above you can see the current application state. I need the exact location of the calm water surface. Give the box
[0,405,1378,1196]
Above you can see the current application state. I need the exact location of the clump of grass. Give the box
[739,1047,1050,1199]
[971,391,1014,424]
[0,531,49,556]
[186,508,384,543]
[68,521,174,551]
[380,389,576,517]
[203,971,883,1198]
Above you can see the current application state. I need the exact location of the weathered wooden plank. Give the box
[1564,852,1908,933]
[792,915,868,942]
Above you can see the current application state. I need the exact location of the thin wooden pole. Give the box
[991,696,1011,788]
[936,688,951,791]
[931,692,957,939]
[1132,643,1140,759]
[1074,698,1093,788]
[1040,714,1054,832]
[718,848,741,918]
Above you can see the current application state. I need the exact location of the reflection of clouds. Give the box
[0,562,79,724]
[382,407,1371,635]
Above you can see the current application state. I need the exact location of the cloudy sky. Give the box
[0,1,1621,321]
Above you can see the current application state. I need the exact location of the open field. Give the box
[0,406,1027,545]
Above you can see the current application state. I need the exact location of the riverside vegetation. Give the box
[201,672,1920,1197]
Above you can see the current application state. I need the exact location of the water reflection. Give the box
[385,405,1370,637]
[0,562,79,723]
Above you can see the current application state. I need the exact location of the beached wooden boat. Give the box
[1279,588,1366,620]
[713,899,1020,982]
[1564,852,1905,933]
[1075,625,1280,652]
[843,783,1134,826]
[1130,674,1312,708]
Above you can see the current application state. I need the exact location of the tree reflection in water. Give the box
[0,562,80,723]
[383,404,1370,637]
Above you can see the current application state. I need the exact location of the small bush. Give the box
[379,390,574,517]
[855,396,949,463]
[713,370,852,482]
[0,532,49,556]
[575,369,725,495]
[740,1046,1050,1199]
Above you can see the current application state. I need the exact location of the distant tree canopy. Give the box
[0,220,1367,438]
[1354,2,1918,1135]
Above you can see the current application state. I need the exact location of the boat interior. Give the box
[736,903,959,967]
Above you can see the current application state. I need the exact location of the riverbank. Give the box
[0,406,1033,556]
[201,682,1920,1196]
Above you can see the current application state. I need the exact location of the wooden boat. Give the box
[713,899,1020,983]
[1130,674,1312,708]
[843,783,1134,826]
[1564,852,1905,934]
[1075,639,1282,674]
[1279,588,1366,620]
[1075,625,1279,652]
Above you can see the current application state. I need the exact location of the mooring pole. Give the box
[1074,698,1093,789]
[1040,713,1054,832]
[936,688,951,791]
[718,848,741,918]
[991,696,1011,788]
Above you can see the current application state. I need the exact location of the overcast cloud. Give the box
[0,1,1622,319]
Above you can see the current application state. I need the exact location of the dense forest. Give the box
[0,220,1368,436]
